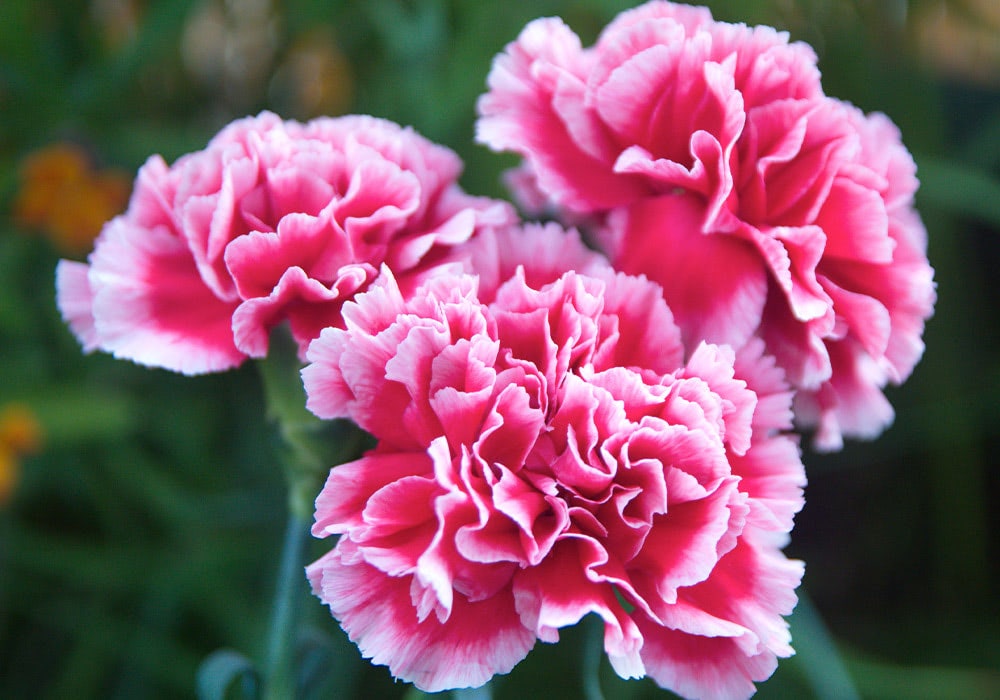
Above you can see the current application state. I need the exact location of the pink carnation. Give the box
[56,112,513,374]
[303,227,805,697]
[476,0,935,449]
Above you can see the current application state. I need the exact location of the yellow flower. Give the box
[12,143,131,255]
[0,403,43,505]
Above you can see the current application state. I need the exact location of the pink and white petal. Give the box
[759,286,832,390]
[814,176,893,264]
[732,337,794,436]
[223,213,336,300]
[230,265,371,358]
[55,260,99,351]
[308,541,535,693]
[749,224,831,325]
[335,147,421,252]
[590,14,691,93]
[86,218,244,374]
[457,223,610,305]
[127,155,181,231]
[592,270,685,375]
[729,436,805,533]
[337,265,407,336]
[477,18,644,212]
[681,342,756,456]
[821,274,892,362]
[819,220,935,383]
[596,1,713,48]
[287,264,377,351]
[795,338,895,450]
[595,39,742,176]
[303,318,419,446]
[748,99,857,227]
[634,614,778,700]
[466,463,566,566]
[312,450,435,537]
[384,208,477,272]
[633,540,802,698]
[178,152,260,300]
[674,538,803,657]
[513,537,646,678]
[357,476,441,579]
[629,477,742,608]
[708,22,822,107]
[474,381,547,472]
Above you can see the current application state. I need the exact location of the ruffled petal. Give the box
[308,541,535,693]
[55,260,99,351]
[84,218,243,374]
[609,194,768,351]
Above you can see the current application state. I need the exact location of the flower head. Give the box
[477,0,935,449]
[303,225,804,697]
[56,112,514,374]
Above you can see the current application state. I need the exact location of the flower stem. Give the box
[262,507,311,700]
[255,325,369,698]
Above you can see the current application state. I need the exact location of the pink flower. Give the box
[476,0,935,449]
[303,226,805,697]
[56,112,513,374]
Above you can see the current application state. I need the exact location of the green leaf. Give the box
[915,154,1000,228]
[197,649,260,700]
[788,591,860,700]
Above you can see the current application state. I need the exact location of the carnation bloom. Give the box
[476,0,935,449]
[303,226,805,698]
[56,112,513,374]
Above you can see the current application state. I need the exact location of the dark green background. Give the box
[1,1,998,697]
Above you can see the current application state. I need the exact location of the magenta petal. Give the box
[308,541,535,692]
[611,194,768,350]
[815,177,893,264]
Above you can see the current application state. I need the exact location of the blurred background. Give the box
[1,0,998,698]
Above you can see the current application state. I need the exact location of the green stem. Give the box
[263,508,311,700]
[581,614,606,700]
[256,326,368,518]
[254,326,369,698]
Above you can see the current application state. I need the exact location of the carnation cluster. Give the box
[56,2,934,698]
[478,0,935,450]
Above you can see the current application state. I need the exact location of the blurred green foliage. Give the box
[1,0,999,698]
